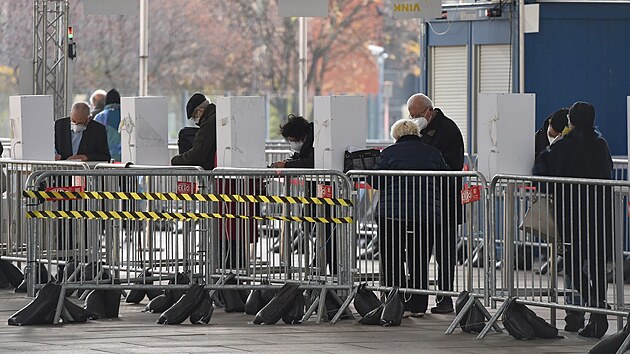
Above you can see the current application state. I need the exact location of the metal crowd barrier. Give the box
[478,174,630,339]
[346,171,491,315]
[0,159,89,264]
[23,167,355,323]
[612,158,628,181]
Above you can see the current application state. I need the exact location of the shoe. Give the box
[564,312,585,332]
[431,299,454,314]
[403,311,425,318]
[578,313,608,339]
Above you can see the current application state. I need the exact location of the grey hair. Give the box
[407,93,433,110]
[71,101,91,117]
[90,89,107,109]
[390,118,420,140]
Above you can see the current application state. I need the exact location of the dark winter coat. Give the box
[534,117,551,156]
[54,117,111,161]
[374,135,450,221]
[284,122,314,168]
[171,103,216,170]
[420,108,465,225]
[533,127,613,257]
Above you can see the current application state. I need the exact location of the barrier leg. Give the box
[474,298,503,333]
[477,299,509,339]
[301,294,320,323]
[445,295,475,335]
[316,289,328,324]
[330,287,357,324]
[616,332,630,354]
[53,284,67,324]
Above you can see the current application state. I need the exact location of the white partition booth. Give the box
[313,96,367,171]
[476,93,536,178]
[9,95,54,160]
[120,96,169,165]
[216,96,266,168]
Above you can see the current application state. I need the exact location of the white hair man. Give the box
[406,93,465,315]
[89,89,107,118]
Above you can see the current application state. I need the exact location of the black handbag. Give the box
[343,149,380,173]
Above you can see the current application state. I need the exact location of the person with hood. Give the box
[534,108,570,156]
[94,89,122,162]
[534,101,613,339]
[171,92,217,170]
[374,118,450,318]
[408,93,465,314]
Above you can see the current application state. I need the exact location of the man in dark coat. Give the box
[408,93,464,314]
[375,118,450,317]
[55,102,110,162]
[534,101,613,339]
[171,93,216,170]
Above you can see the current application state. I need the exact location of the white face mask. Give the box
[193,116,201,126]
[547,133,556,145]
[412,117,429,131]
[289,140,304,152]
[71,122,86,134]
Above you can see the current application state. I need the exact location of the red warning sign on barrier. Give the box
[317,184,333,198]
[176,181,197,194]
[461,185,482,205]
[45,186,85,201]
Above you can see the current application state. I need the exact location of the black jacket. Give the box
[420,108,465,224]
[374,135,450,221]
[533,127,612,180]
[171,103,216,170]
[54,117,111,161]
[420,108,464,171]
[534,117,551,156]
[533,127,613,256]
[285,122,314,168]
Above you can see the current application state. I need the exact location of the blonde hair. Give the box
[390,118,420,141]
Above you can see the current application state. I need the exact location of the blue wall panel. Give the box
[525,3,630,155]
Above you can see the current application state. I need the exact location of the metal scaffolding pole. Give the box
[33,0,69,119]
[298,17,307,117]
[139,0,148,96]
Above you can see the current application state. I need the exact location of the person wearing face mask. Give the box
[54,101,111,162]
[270,114,313,168]
[94,89,122,162]
[534,108,569,156]
[171,92,217,170]
[406,93,465,315]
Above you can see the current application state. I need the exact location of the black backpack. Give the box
[178,127,199,154]
[455,291,486,334]
[502,298,559,340]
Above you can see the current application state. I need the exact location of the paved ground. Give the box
[0,288,609,354]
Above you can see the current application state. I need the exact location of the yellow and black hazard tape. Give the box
[26,210,353,224]
[23,190,353,207]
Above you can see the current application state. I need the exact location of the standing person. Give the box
[55,102,110,162]
[94,89,121,162]
[534,101,613,339]
[89,89,107,118]
[534,108,569,156]
[171,92,216,170]
[407,93,464,314]
[374,118,450,317]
